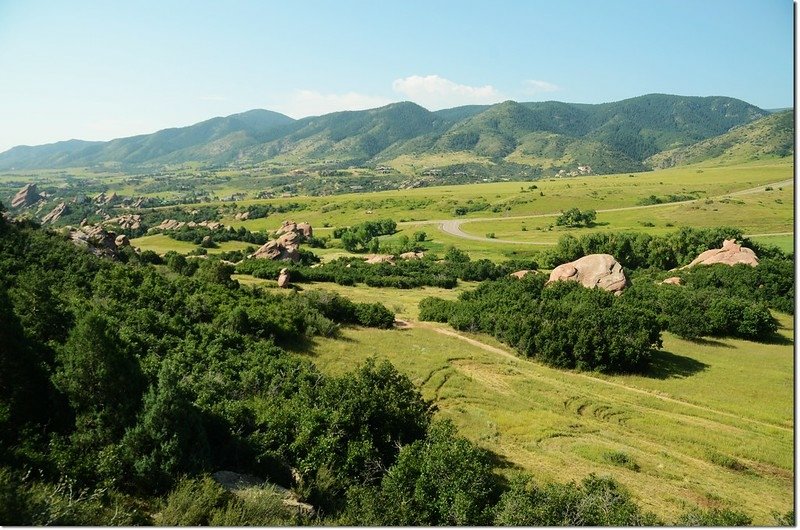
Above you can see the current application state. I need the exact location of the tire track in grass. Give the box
[398,319,792,433]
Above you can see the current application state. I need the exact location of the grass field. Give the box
[296,315,794,525]
[221,159,792,232]
[456,185,794,245]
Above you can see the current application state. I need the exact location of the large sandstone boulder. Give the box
[251,232,301,262]
[399,251,424,260]
[547,254,628,294]
[42,202,68,224]
[11,183,41,208]
[661,276,682,285]
[277,268,291,288]
[115,234,130,247]
[276,220,313,238]
[684,239,759,268]
[365,254,395,265]
[510,269,537,279]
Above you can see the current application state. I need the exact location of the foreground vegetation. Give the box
[1,210,792,525]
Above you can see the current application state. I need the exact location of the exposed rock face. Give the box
[94,191,120,206]
[547,254,628,294]
[11,183,41,208]
[296,222,312,238]
[661,276,682,285]
[510,269,537,279]
[106,214,142,230]
[365,254,395,265]
[276,220,313,239]
[41,202,68,224]
[277,268,290,288]
[68,225,119,258]
[251,232,301,262]
[115,234,130,247]
[399,251,424,260]
[234,211,250,220]
[684,239,759,268]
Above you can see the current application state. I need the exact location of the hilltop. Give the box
[0,94,775,175]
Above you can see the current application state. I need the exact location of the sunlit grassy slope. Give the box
[297,315,793,525]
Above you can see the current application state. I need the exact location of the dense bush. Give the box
[625,279,779,340]
[333,219,397,252]
[493,473,659,526]
[167,225,269,245]
[237,251,538,290]
[543,226,789,271]
[420,276,661,373]
[341,421,500,525]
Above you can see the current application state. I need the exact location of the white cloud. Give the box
[392,75,504,109]
[522,79,560,95]
[276,90,394,118]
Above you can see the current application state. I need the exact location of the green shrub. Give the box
[155,476,231,526]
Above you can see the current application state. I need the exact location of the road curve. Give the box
[428,178,794,245]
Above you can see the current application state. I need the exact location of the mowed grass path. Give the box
[291,302,793,524]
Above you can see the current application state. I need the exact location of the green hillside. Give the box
[647,110,794,168]
[0,94,772,173]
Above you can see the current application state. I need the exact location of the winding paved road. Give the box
[403,178,794,245]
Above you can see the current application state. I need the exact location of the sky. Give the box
[0,0,793,152]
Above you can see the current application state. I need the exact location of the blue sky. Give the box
[0,0,793,152]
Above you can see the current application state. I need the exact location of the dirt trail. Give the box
[416,178,795,244]
[396,319,792,432]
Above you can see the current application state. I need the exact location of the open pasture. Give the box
[221,159,792,231]
[456,184,794,245]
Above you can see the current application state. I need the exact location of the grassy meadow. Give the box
[294,315,793,525]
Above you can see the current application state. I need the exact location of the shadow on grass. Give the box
[685,337,734,348]
[645,349,709,380]
[280,331,358,355]
[756,332,794,346]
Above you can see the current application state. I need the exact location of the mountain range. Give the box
[0,94,790,174]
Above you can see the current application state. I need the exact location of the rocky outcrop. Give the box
[510,269,537,279]
[11,183,41,208]
[276,220,313,239]
[277,268,291,288]
[399,251,424,260]
[94,191,120,206]
[234,211,250,220]
[115,234,130,247]
[684,239,759,268]
[547,254,628,294]
[106,214,142,231]
[661,276,682,285]
[365,254,395,265]
[68,225,120,258]
[41,202,68,224]
[251,232,301,262]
